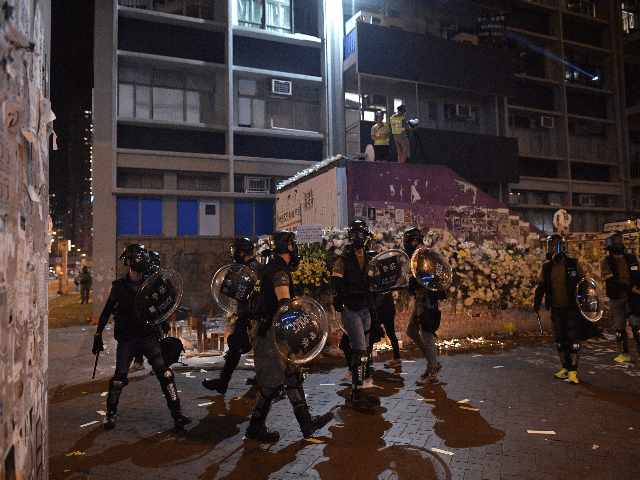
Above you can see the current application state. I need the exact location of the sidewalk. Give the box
[48,327,640,480]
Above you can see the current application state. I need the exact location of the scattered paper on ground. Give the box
[320,383,335,386]
[460,406,478,411]
[80,421,99,428]
[592,445,599,449]
[66,452,86,457]
[431,447,454,456]
[198,401,213,407]
[472,354,482,357]
[419,398,435,402]
[403,360,415,363]
[527,430,556,434]
[492,366,504,369]
[457,399,469,404]
[306,438,324,443]
[97,410,105,416]
[101,392,108,397]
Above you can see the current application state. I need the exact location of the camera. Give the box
[407,119,419,128]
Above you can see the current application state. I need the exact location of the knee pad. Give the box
[109,375,129,390]
[260,386,282,404]
[155,365,174,385]
[350,350,368,370]
[569,343,580,354]
[285,368,305,389]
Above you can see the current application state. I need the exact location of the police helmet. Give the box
[403,227,424,256]
[543,234,567,260]
[605,233,626,255]
[82,266,89,273]
[231,237,254,263]
[269,230,300,270]
[348,220,371,250]
[148,250,161,269]
[119,244,149,272]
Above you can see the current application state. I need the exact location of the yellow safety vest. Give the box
[390,114,404,135]
[373,124,390,145]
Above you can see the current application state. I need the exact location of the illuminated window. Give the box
[237,0,291,33]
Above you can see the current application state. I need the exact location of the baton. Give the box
[536,313,543,334]
[92,351,99,380]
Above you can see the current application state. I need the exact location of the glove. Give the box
[92,333,104,355]
[332,295,343,313]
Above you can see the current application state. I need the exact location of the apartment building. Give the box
[93,0,638,313]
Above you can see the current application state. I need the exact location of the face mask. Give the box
[610,244,626,255]
[350,231,366,249]
[552,253,564,263]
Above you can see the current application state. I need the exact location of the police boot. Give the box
[294,405,334,438]
[615,329,630,362]
[633,326,640,356]
[158,367,192,428]
[349,388,376,415]
[202,350,241,394]
[245,390,279,442]
[103,377,126,430]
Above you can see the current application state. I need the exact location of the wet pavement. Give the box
[48,326,640,480]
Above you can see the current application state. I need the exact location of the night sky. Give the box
[49,0,94,204]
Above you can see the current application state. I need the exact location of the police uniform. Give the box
[247,251,332,442]
[534,255,585,380]
[202,256,262,393]
[601,249,640,360]
[403,233,445,385]
[95,272,190,429]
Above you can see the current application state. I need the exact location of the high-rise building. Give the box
[92,0,638,313]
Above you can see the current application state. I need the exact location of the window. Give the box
[117,197,163,235]
[237,0,291,33]
[177,200,221,235]
[118,64,215,124]
[234,200,273,236]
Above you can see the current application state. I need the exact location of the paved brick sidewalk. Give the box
[48,328,640,480]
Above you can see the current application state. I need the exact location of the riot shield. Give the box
[134,270,183,326]
[210,264,257,314]
[575,277,604,322]
[272,296,328,365]
[367,249,411,292]
[410,248,452,291]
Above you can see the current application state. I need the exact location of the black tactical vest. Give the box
[338,248,370,311]
[605,254,640,299]
[541,256,580,311]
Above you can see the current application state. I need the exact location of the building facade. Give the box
[92,0,344,314]
[343,0,639,234]
[93,0,639,314]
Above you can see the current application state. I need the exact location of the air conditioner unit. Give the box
[244,177,270,194]
[271,79,292,95]
[455,104,472,117]
[579,194,596,206]
[535,116,554,129]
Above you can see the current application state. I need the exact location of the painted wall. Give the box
[0,1,51,478]
[346,161,533,244]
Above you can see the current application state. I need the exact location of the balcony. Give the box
[345,22,514,97]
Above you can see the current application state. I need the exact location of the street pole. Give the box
[59,240,68,295]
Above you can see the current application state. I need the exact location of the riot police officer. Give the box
[132,250,163,371]
[203,237,262,393]
[246,230,333,442]
[600,233,640,362]
[92,244,191,429]
[403,227,445,386]
[332,220,381,414]
[534,234,585,384]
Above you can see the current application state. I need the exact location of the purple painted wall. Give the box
[346,161,532,243]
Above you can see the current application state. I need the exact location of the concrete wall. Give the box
[0,1,51,478]
[114,236,234,316]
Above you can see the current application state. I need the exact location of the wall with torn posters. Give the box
[0,1,52,478]
[276,159,535,244]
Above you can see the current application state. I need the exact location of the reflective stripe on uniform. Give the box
[390,114,404,135]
